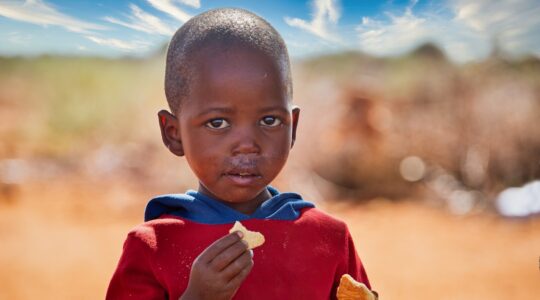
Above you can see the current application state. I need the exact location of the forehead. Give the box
[185,43,290,113]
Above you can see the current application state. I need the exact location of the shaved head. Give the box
[164,8,292,115]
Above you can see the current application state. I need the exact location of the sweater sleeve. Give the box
[331,223,373,299]
[344,227,371,289]
[106,231,167,300]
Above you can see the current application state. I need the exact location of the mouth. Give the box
[223,169,262,186]
[225,171,260,177]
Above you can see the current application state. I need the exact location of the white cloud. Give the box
[356,0,540,62]
[7,31,32,44]
[176,0,200,9]
[450,0,540,57]
[357,5,454,58]
[146,0,192,23]
[284,0,341,41]
[104,4,174,35]
[85,36,150,51]
[0,0,106,33]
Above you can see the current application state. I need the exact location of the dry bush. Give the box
[294,45,540,210]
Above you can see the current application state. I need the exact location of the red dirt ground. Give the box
[1,180,539,299]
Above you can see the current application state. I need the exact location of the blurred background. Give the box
[1,0,539,299]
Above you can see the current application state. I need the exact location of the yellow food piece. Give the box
[228,221,265,249]
[336,274,376,300]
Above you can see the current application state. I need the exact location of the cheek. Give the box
[264,141,291,170]
[186,151,222,182]
[182,133,223,180]
[186,149,221,174]
[262,129,292,157]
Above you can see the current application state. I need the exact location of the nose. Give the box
[231,125,261,156]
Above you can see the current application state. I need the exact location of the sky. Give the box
[0,0,539,62]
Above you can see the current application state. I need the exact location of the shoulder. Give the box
[300,207,347,226]
[297,207,350,236]
[124,215,188,251]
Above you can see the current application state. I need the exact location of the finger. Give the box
[221,249,253,281]
[198,232,242,264]
[225,261,254,290]
[209,239,249,271]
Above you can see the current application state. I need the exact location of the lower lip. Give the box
[224,174,261,186]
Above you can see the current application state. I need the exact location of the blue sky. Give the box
[1,0,539,62]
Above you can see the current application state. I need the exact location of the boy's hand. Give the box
[180,232,254,300]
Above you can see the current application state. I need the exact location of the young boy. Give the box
[107,8,374,300]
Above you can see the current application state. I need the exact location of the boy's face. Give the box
[159,44,300,214]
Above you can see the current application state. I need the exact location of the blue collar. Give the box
[144,185,315,224]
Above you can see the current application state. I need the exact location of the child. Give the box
[107,8,374,300]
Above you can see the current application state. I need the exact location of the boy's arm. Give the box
[106,231,166,300]
[344,228,371,289]
[333,223,378,299]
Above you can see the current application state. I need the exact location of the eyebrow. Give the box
[259,106,290,114]
[196,107,235,118]
[196,105,289,117]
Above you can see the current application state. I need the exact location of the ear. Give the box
[158,110,184,157]
[291,105,300,149]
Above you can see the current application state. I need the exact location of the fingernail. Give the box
[249,249,254,257]
[236,231,244,239]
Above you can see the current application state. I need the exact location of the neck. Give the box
[197,185,272,215]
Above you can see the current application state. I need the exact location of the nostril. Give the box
[232,138,261,155]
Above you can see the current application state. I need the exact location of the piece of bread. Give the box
[336,274,377,300]
[228,221,265,249]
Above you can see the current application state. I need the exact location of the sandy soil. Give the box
[1,180,539,299]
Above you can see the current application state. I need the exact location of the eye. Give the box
[260,116,282,127]
[205,118,230,129]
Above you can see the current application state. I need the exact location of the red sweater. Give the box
[106,207,371,299]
